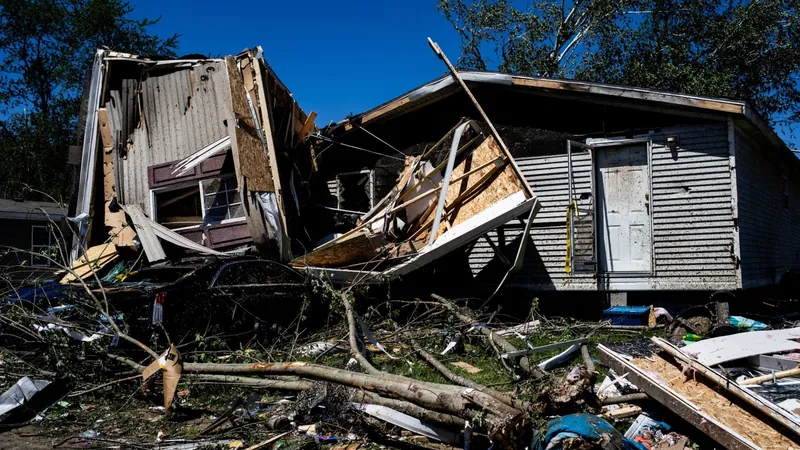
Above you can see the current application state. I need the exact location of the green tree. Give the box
[0,0,178,202]
[438,0,800,132]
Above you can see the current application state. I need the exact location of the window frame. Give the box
[332,169,375,213]
[150,175,245,231]
[31,224,53,267]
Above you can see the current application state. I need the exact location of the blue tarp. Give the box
[533,414,648,450]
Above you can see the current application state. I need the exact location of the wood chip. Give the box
[450,362,481,374]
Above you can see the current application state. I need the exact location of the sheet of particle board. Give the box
[634,355,799,450]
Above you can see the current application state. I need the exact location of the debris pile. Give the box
[2,38,800,450]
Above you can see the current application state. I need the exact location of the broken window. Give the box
[331,170,375,213]
[202,177,243,224]
[31,225,55,267]
[154,185,203,229]
[152,176,244,229]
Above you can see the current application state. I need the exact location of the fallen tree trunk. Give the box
[110,353,467,430]
[108,354,527,445]
[432,293,545,378]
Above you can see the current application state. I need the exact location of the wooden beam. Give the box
[428,38,534,199]
[297,111,317,142]
[598,344,760,450]
[97,108,135,248]
[253,54,291,261]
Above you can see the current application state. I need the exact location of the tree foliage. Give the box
[0,0,178,202]
[438,0,800,133]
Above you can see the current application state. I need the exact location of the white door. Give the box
[596,144,651,272]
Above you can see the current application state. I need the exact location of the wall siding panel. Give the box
[106,61,231,212]
[467,123,738,291]
[735,130,800,288]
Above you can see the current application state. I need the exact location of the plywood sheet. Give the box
[291,232,382,268]
[61,244,118,283]
[634,355,799,450]
[225,56,273,192]
[421,136,525,241]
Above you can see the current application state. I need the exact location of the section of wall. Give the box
[467,123,738,291]
[736,129,800,288]
[106,61,230,212]
[649,123,737,289]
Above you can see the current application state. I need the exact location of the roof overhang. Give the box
[327,71,791,157]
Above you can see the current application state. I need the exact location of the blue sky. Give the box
[130,0,462,128]
[129,0,798,149]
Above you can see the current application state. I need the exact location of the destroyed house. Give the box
[306,72,799,292]
[73,48,315,264]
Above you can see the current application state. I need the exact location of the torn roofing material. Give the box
[292,121,540,284]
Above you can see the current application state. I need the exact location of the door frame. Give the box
[586,137,654,276]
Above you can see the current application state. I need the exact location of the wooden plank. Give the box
[60,244,118,283]
[98,108,134,248]
[362,96,410,124]
[291,231,383,268]
[297,111,317,141]
[252,55,291,261]
[597,345,761,450]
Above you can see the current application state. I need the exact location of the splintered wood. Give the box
[634,355,799,450]
[419,136,525,241]
[225,56,274,192]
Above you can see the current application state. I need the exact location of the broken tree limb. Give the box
[739,366,800,385]
[501,338,587,359]
[410,337,535,414]
[108,353,522,431]
[106,354,313,391]
[580,344,596,374]
[432,293,545,378]
[340,291,381,375]
[600,393,649,405]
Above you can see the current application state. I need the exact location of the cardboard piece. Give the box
[140,345,182,409]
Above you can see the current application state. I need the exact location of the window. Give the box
[151,176,244,230]
[31,225,54,267]
[155,185,203,229]
[330,170,375,213]
[202,177,243,224]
